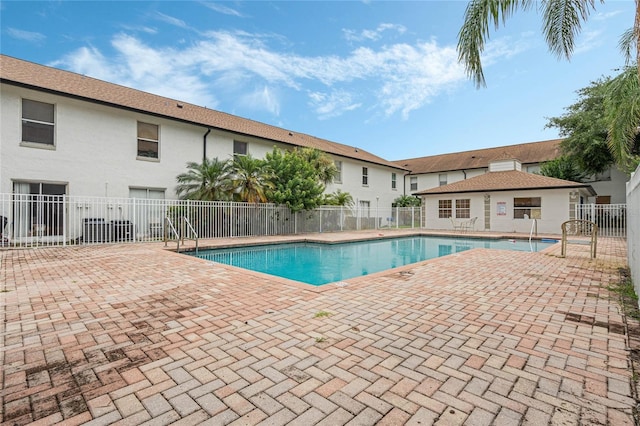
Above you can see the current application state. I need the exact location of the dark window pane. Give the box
[234,141,247,155]
[514,209,529,219]
[22,120,54,145]
[138,140,158,158]
[41,184,66,195]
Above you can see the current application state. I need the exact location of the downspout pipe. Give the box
[404,173,408,196]
[203,128,211,163]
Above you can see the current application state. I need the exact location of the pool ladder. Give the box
[528,219,537,252]
[164,216,199,254]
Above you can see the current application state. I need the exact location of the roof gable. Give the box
[415,170,595,195]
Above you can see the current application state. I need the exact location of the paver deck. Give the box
[0,230,635,425]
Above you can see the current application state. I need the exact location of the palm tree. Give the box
[175,157,231,201]
[229,154,274,203]
[299,148,338,184]
[604,65,640,172]
[457,0,640,169]
[323,190,354,207]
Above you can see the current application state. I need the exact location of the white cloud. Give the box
[308,90,362,120]
[343,23,407,42]
[574,30,603,55]
[154,12,190,29]
[239,86,281,115]
[201,2,244,17]
[121,24,158,35]
[53,28,526,121]
[53,35,219,108]
[6,28,46,43]
[482,36,532,64]
[592,10,622,21]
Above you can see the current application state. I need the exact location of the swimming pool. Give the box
[189,236,555,286]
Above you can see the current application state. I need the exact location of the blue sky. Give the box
[0,1,634,160]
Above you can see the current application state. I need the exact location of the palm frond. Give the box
[542,0,598,60]
[619,27,638,66]
[604,65,640,172]
[457,0,532,88]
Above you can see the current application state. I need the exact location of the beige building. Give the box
[415,158,596,234]
[395,140,627,204]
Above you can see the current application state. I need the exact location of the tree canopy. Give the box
[392,195,422,207]
[538,156,585,182]
[175,157,231,201]
[229,154,273,203]
[546,68,640,174]
[546,76,614,175]
[176,147,345,212]
[265,147,337,212]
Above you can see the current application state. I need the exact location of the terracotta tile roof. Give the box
[414,170,596,195]
[394,139,562,174]
[0,54,406,171]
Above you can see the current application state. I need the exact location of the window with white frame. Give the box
[514,197,541,219]
[334,161,342,183]
[137,122,159,159]
[455,199,470,219]
[129,188,165,199]
[22,99,55,146]
[438,199,452,218]
[391,173,397,189]
[439,173,448,186]
[410,176,418,191]
[362,167,368,186]
[233,140,248,156]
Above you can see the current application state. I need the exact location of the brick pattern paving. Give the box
[0,233,634,425]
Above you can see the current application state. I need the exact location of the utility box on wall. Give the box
[83,218,108,243]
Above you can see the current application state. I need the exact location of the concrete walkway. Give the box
[0,231,635,425]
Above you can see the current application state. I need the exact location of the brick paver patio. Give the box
[1,231,635,425]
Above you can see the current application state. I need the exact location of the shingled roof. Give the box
[414,170,596,195]
[0,54,406,171]
[394,139,562,174]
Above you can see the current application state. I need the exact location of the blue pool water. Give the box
[190,236,554,286]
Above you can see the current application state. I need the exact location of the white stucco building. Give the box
[416,158,597,234]
[0,54,629,244]
[394,139,627,205]
[0,54,406,208]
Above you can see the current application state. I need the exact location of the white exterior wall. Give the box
[626,164,640,297]
[585,167,629,204]
[423,193,485,231]
[1,83,403,206]
[423,188,574,234]
[326,160,398,209]
[1,84,205,198]
[409,169,486,195]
